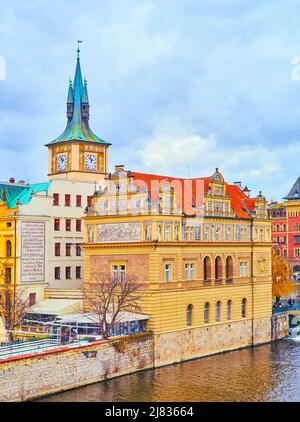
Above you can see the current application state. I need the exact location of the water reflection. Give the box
[39,340,300,402]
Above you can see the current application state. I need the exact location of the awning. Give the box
[55,311,149,324]
[28,299,83,316]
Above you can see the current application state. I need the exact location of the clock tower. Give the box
[46,47,111,181]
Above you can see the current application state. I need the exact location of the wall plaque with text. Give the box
[21,221,45,283]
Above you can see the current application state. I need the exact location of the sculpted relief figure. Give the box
[145,224,152,241]
[257,256,267,274]
[88,225,94,243]
[174,224,179,241]
[157,223,162,241]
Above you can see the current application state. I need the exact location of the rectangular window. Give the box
[294,235,300,244]
[190,228,193,241]
[185,263,189,280]
[190,263,195,280]
[76,220,82,232]
[29,293,36,307]
[165,225,170,241]
[113,265,118,280]
[87,196,92,208]
[76,195,82,207]
[120,265,126,281]
[66,243,71,257]
[54,267,61,280]
[65,194,71,207]
[55,243,60,257]
[54,218,60,231]
[240,262,244,277]
[65,219,71,231]
[76,244,82,257]
[65,266,71,279]
[76,266,82,279]
[185,227,189,240]
[165,264,171,282]
[240,262,248,277]
[5,267,11,284]
[53,193,59,206]
[260,229,263,241]
[295,249,300,258]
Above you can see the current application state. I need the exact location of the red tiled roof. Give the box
[131,171,255,219]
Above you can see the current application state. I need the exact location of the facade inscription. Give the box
[21,222,45,283]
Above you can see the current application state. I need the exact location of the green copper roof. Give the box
[0,182,49,209]
[46,48,111,146]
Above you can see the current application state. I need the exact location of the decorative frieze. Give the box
[97,222,142,243]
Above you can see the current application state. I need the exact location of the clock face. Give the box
[85,154,97,171]
[57,154,67,171]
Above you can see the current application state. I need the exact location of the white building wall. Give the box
[15,178,105,302]
[46,179,100,290]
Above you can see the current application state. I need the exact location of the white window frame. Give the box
[190,263,195,280]
[185,263,189,280]
[165,264,171,282]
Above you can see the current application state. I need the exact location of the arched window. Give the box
[226,256,233,283]
[241,298,247,318]
[186,304,193,327]
[203,257,211,282]
[215,256,222,283]
[6,240,11,258]
[216,301,222,322]
[204,302,210,324]
[227,300,232,320]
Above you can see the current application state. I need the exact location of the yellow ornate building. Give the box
[82,166,273,366]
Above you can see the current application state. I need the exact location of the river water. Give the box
[39,339,300,402]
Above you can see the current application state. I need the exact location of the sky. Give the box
[1,0,300,201]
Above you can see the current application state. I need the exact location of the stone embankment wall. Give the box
[154,317,272,367]
[0,315,288,401]
[0,334,154,402]
[271,312,289,341]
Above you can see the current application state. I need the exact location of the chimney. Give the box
[9,177,15,184]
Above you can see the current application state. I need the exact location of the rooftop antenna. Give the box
[187,164,190,178]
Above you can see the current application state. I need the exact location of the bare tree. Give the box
[82,272,144,339]
[0,285,30,341]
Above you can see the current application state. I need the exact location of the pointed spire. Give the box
[284,176,300,200]
[67,79,73,103]
[82,78,89,103]
[47,44,111,146]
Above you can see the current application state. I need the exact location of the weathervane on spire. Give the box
[77,40,83,58]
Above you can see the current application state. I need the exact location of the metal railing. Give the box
[0,338,88,360]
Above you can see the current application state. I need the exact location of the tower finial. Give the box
[77,40,83,59]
